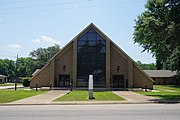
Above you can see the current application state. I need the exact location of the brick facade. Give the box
[30,23,154,89]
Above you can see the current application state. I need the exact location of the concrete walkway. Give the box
[0,86,15,89]
[113,91,159,103]
[8,90,68,105]
[0,85,23,90]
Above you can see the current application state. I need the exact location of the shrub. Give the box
[21,77,30,87]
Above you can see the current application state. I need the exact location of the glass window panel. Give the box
[88,33,96,41]
[77,28,106,87]
[97,34,103,40]
[79,33,87,41]
[77,42,85,46]
[88,28,96,33]
[88,41,96,46]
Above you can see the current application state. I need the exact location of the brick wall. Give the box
[133,64,154,89]
[30,61,54,88]
[110,44,128,84]
[54,44,73,84]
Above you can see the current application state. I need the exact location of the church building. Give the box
[30,23,154,89]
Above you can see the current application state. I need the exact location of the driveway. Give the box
[113,91,159,103]
[8,90,69,105]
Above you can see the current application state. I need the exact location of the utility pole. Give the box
[16,54,19,80]
[15,54,18,91]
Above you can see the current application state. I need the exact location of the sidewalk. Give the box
[0,85,23,90]
[113,91,159,103]
[2,90,178,106]
[0,86,15,89]
[7,90,68,105]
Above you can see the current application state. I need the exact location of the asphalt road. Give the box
[0,104,180,120]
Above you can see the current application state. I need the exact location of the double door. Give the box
[58,75,70,87]
[113,75,124,88]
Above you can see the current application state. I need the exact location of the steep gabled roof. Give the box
[30,23,153,82]
[144,70,177,78]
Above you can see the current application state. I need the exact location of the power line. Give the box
[0,0,88,11]
[0,53,16,58]
[0,49,17,54]
[0,49,18,58]
[0,0,144,16]
[0,0,38,5]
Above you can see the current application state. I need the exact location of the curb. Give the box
[1,101,179,106]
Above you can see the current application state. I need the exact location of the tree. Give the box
[0,45,61,79]
[17,57,38,77]
[29,44,60,68]
[0,59,16,79]
[136,61,156,70]
[133,0,180,72]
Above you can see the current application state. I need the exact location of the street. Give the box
[0,104,180,120]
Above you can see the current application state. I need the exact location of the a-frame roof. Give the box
[45,22,134,63]
[31,23,153,82]
[74,23,139,62]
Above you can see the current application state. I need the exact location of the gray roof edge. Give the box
[143,70,177,77]
[0,74,7,77]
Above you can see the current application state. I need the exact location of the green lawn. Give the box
[0,90,46,103]
[0,83,22,86]
[54,91,124,101]
[154,85,180,92]
[138,85,180,101]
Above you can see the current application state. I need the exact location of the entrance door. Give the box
[58,75,70,87]
[113,75,124,88]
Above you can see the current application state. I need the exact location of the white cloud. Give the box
[128,41,133,44]
[32,39,41,43]
[32,36,60,45]
[7,44,22,49]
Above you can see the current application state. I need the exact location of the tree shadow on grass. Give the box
[157,95,180,100]
[148,94,180,103]
[169,85,180,89]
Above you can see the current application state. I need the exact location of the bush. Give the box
[22,77,30,87]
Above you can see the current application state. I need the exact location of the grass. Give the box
[0,83,22,86]
[0,89,46,103]
[54,90,124,101]
[154,85,180,92]
[138,85,180,101]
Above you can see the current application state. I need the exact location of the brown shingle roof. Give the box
[143,70,177,78]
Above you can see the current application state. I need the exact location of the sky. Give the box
[0,0,156,63]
